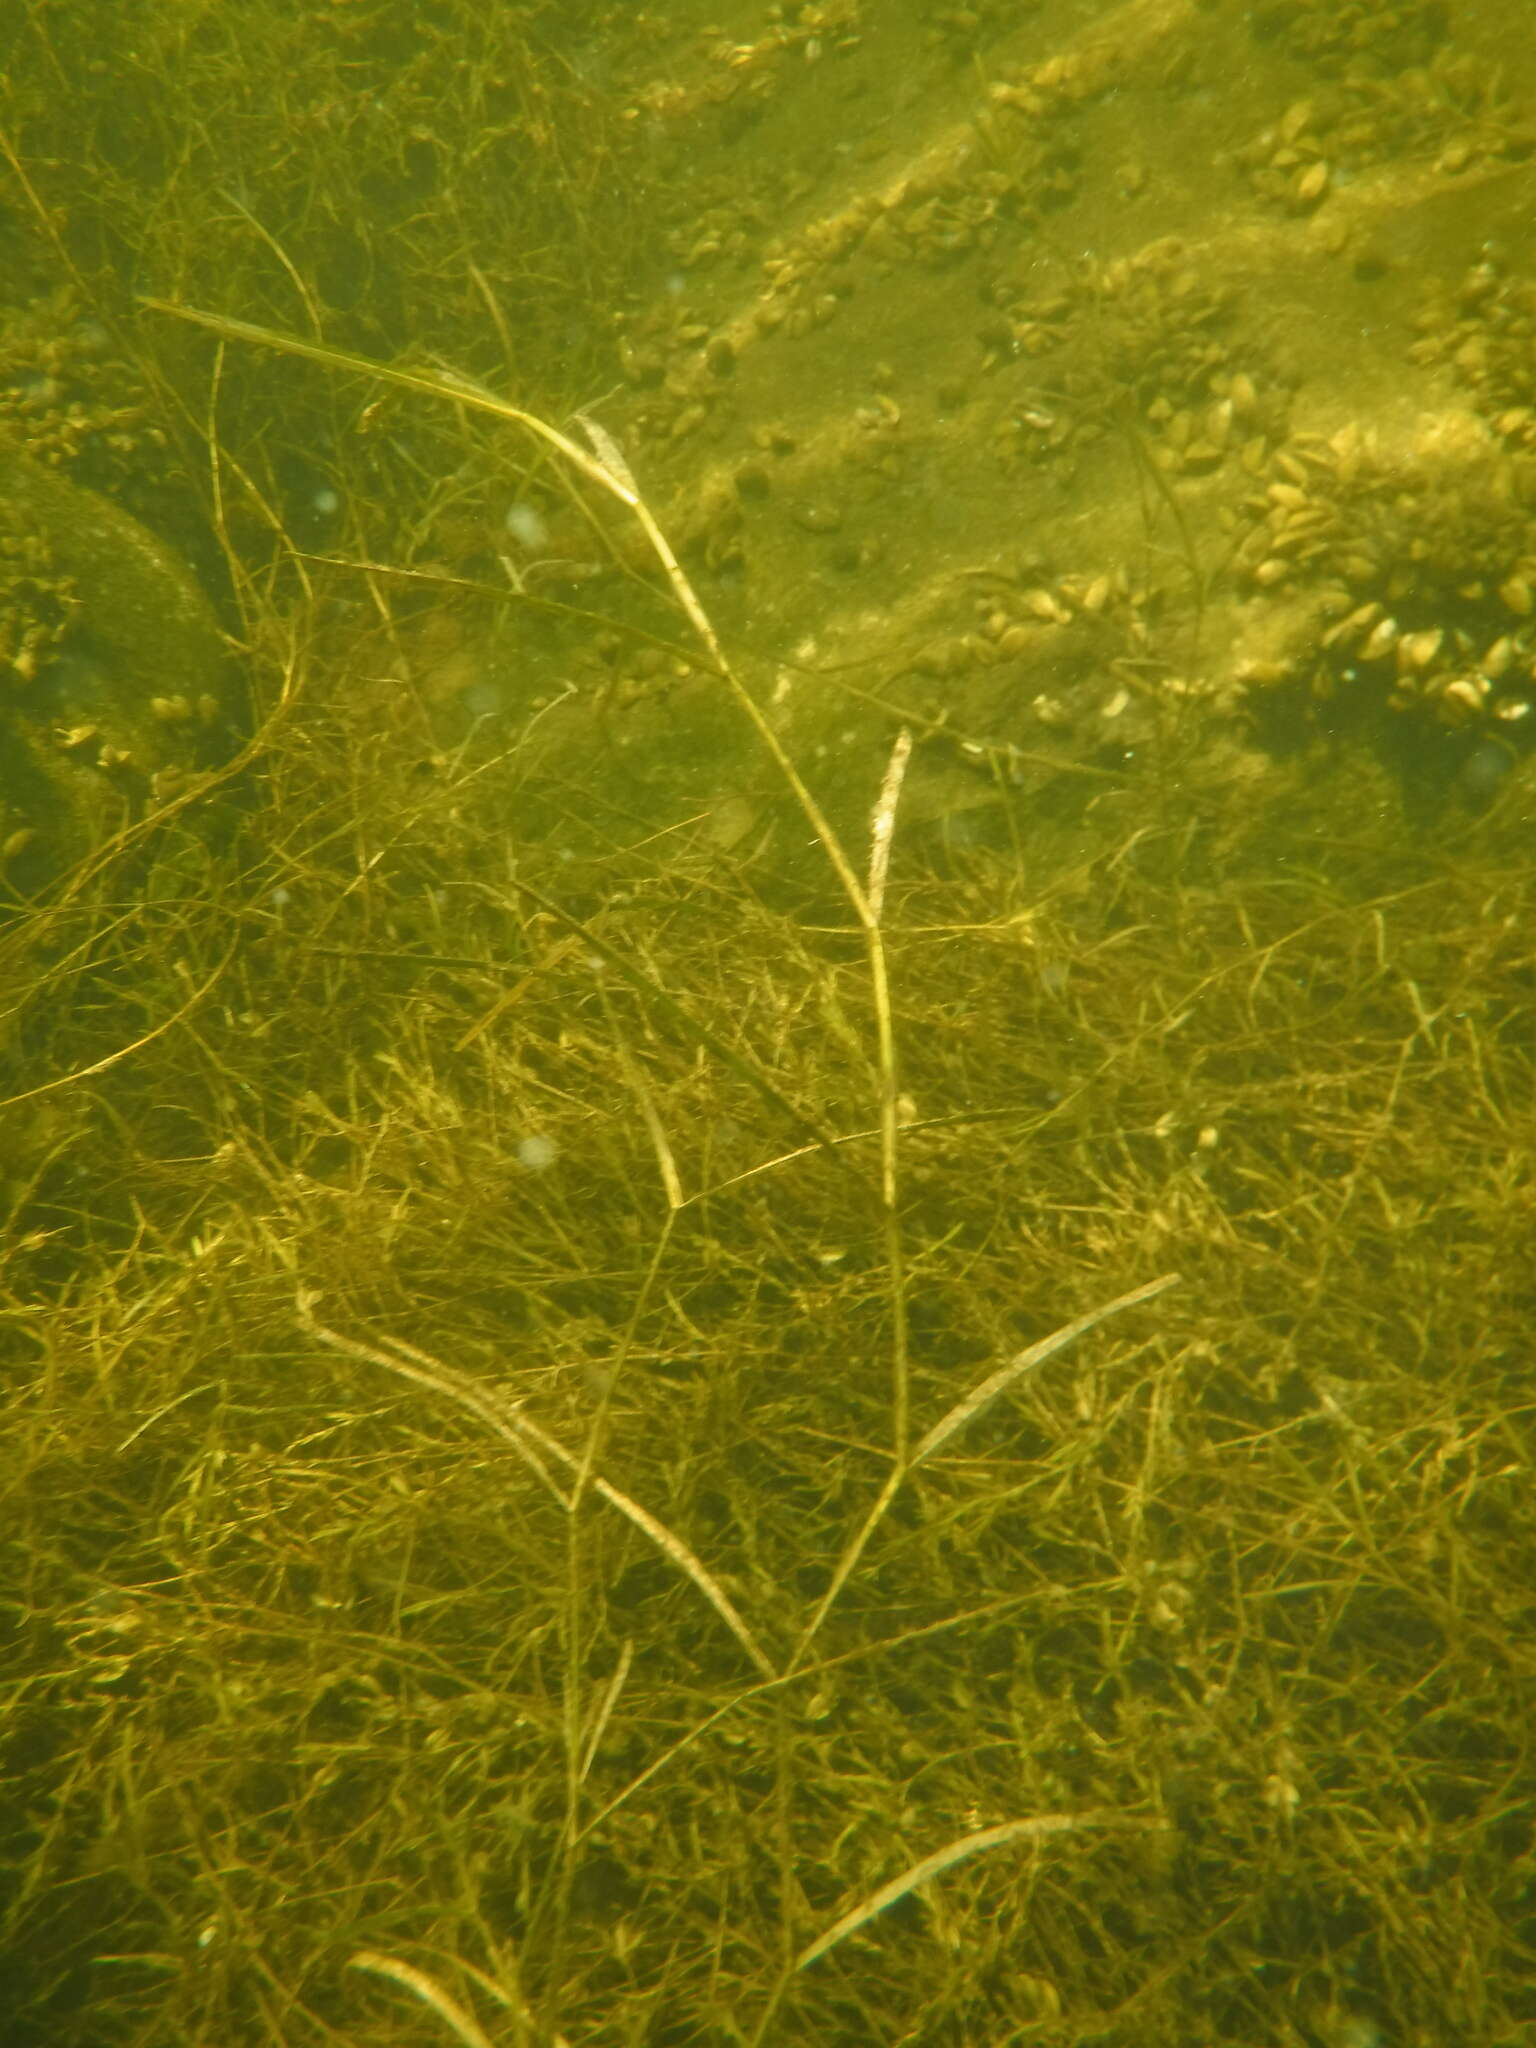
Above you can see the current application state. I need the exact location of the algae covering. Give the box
[1,2,1534,2044]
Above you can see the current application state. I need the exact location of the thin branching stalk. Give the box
[145,301,915,1475]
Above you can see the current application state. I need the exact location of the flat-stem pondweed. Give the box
[150,304,1194,2040]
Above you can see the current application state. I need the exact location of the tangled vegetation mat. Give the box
[1,2,1534,2045]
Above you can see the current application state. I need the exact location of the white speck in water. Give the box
[459,677,505,721]
[516,1134,559,1172]
[1333,2019,1382,2048]
[504,500,549,550]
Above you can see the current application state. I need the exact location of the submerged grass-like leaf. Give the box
[298,1296,778,1682]
[794,1271,1181,1663]
[910,1270,1181,1470]
[348,1952,498,2048]
[795,1810,1156,1973]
